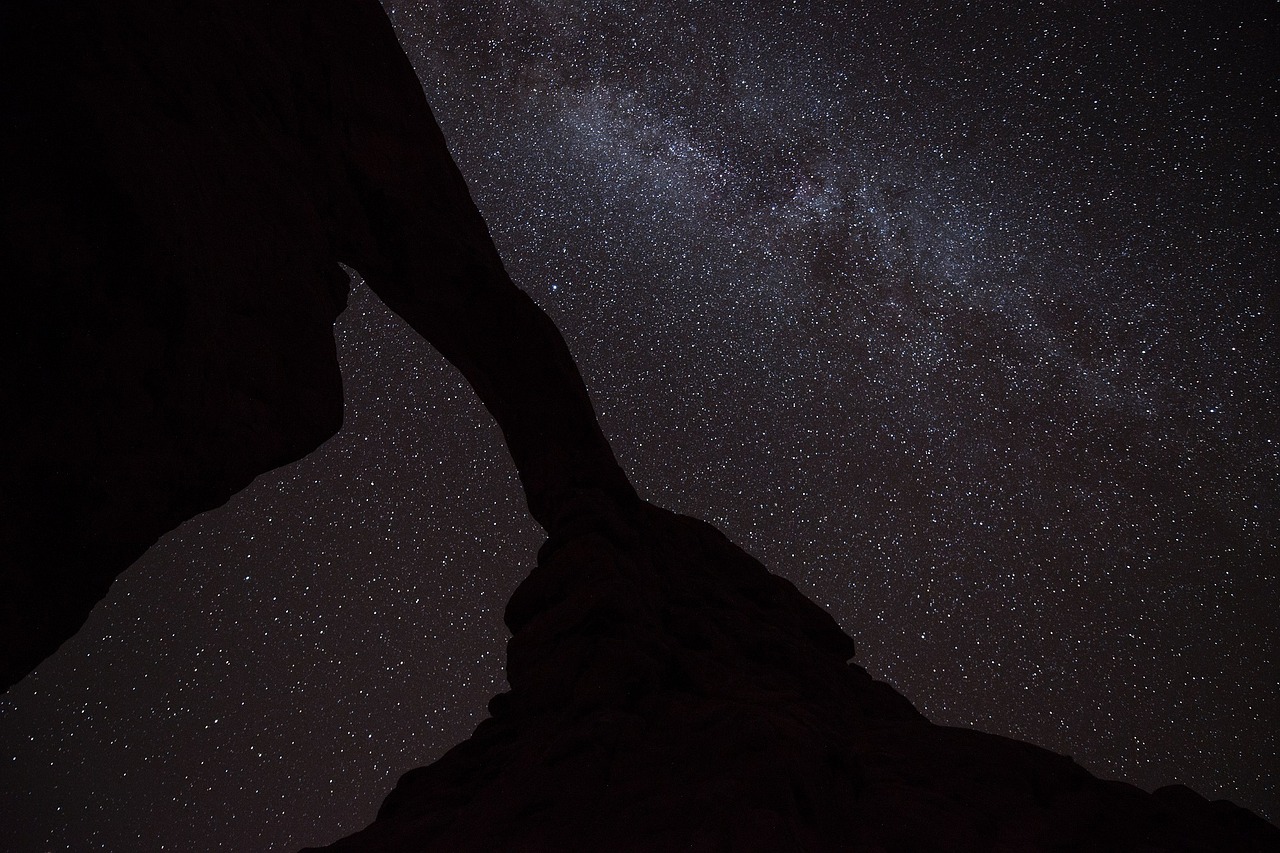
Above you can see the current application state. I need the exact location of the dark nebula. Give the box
[1,2,1274,850]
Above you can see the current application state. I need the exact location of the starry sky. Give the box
[1,1,1275,850]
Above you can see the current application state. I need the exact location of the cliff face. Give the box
[2,0,352,689]
[0,0,628,691]
[306,503,1278,852]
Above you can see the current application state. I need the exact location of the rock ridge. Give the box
[307,504,1279,852]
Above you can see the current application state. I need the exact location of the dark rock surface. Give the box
[0,0,629,691]
[306,503,1278,852]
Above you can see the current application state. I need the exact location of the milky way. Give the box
[1,2,1274,850]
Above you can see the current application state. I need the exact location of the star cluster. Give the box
[1,2,1274,850]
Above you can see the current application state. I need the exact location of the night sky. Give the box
[2,2,1275,850]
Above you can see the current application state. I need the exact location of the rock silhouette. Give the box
[1,0,631,691]
[1,1,1275,850]
[304,503,1277,852]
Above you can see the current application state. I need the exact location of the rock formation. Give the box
[1,1,1276,850]
[304,503,1278,852]
[0,0,630,691]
